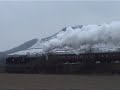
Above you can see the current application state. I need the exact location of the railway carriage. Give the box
[5,52,120,74]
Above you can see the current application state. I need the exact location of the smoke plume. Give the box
[38,21,120,53]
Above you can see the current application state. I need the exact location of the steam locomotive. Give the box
[5,52,120,74]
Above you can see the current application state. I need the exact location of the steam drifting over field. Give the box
[39,21,120,53]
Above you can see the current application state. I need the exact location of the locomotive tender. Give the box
[5,52,120,74]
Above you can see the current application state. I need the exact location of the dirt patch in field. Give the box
[0,74,120,90]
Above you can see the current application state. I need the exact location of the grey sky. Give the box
[0,1,120,51]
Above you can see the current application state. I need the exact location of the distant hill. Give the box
[3,38,38,55]
[0,25,83,56]
[0,39,38,64]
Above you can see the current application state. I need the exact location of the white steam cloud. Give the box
[36,21,120,53]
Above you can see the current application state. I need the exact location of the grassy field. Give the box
[0,74,120,90]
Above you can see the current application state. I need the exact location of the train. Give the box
[5,52,120,74]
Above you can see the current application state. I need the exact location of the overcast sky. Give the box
[0,1,120,51]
